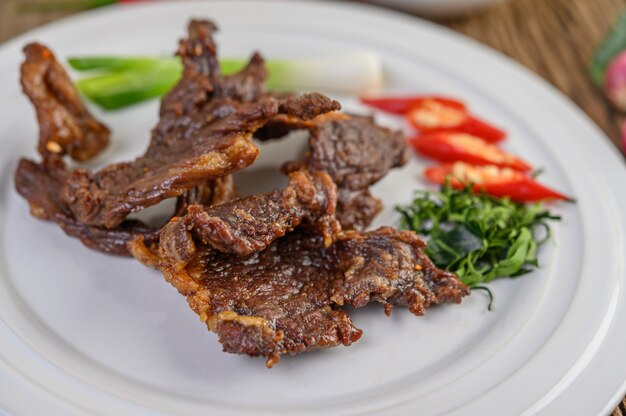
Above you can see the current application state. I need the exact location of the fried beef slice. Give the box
[160,170,340,263]
[16,43,159,255]
[15,158,237,255]
[60,20,340,229]
[15,20,338,254]
[15,158,159,255]
[15,23,243,255]
[20,43,110,162]
[131,227,468,367]
[260,114,409,230]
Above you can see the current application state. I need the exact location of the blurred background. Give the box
[2,0,626,156]
[0,0,625,414]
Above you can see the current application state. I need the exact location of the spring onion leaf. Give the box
[17,0,115,14]
[68,53,383,110]
[74,59,182,110]
[69,56,181,72]
[396,182,561,293]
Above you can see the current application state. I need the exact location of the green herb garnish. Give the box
[396,182,561,301]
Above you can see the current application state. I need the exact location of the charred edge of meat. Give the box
[20,43,110,162]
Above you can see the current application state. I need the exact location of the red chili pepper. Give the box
[424,162,570,202]
[360,95,467,115]
[406,98,468,131]
[452,115,506,143]
[410,132,532,172]
[409,115,507,143]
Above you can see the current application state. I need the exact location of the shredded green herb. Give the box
[396,182,561,300]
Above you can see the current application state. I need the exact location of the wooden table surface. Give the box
[0,0,624,414]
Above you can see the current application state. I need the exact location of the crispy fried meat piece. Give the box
[16,43,153,256]
[15,158,237,256]
[131,227,468,366]
[174,175,238,215]
[63,93,337,229]
[260,114,409,230]
[20,43,110,162]
[15,20,339,253]
[15,21,261,255]
[158,170,339,265]
[335,188,383,233]
[61,20,340,228]
[285,115,408,190]
[15,158,158,255]
[329,228,468,315]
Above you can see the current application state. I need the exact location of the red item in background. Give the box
[360,95,467,115]
[451,115,507,143]
[360,95,506,142]
[424,163,570,202]
[410,132,531,172]
[410,114,506,143]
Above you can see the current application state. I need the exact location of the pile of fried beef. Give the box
[15,19,469,367]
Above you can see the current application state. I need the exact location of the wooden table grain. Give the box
[0,0,624,414]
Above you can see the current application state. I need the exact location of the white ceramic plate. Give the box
[1,1,625,415]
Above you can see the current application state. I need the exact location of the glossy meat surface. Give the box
[20,43,110,162]
[14,20,337,254]
[61,21,339,228]
[266,114,409,229]
[15,159,237,256]
[160,170,340,263]
[132,227,468,366]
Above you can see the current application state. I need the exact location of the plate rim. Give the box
[0,1,625,415]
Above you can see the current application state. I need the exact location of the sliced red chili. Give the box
[410,132,531,172]
[360,95,466,115]
[424,163,570,202]
[453,115,506,143]
[406,98,468,131]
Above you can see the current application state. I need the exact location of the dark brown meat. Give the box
[293,115,408,190]
[63,93,337,229]
[262,114,409,230]
[15,158,237,256]
[335,188,383,233]
[329,228,468,316]
[61,20,340,229]
[15,159,158,255]
[14,19,338,255]
[158,170,339,265]
[15,21,248,256]
[174,175,238,216]
[131,227,468,366]
[20,43,110,162]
